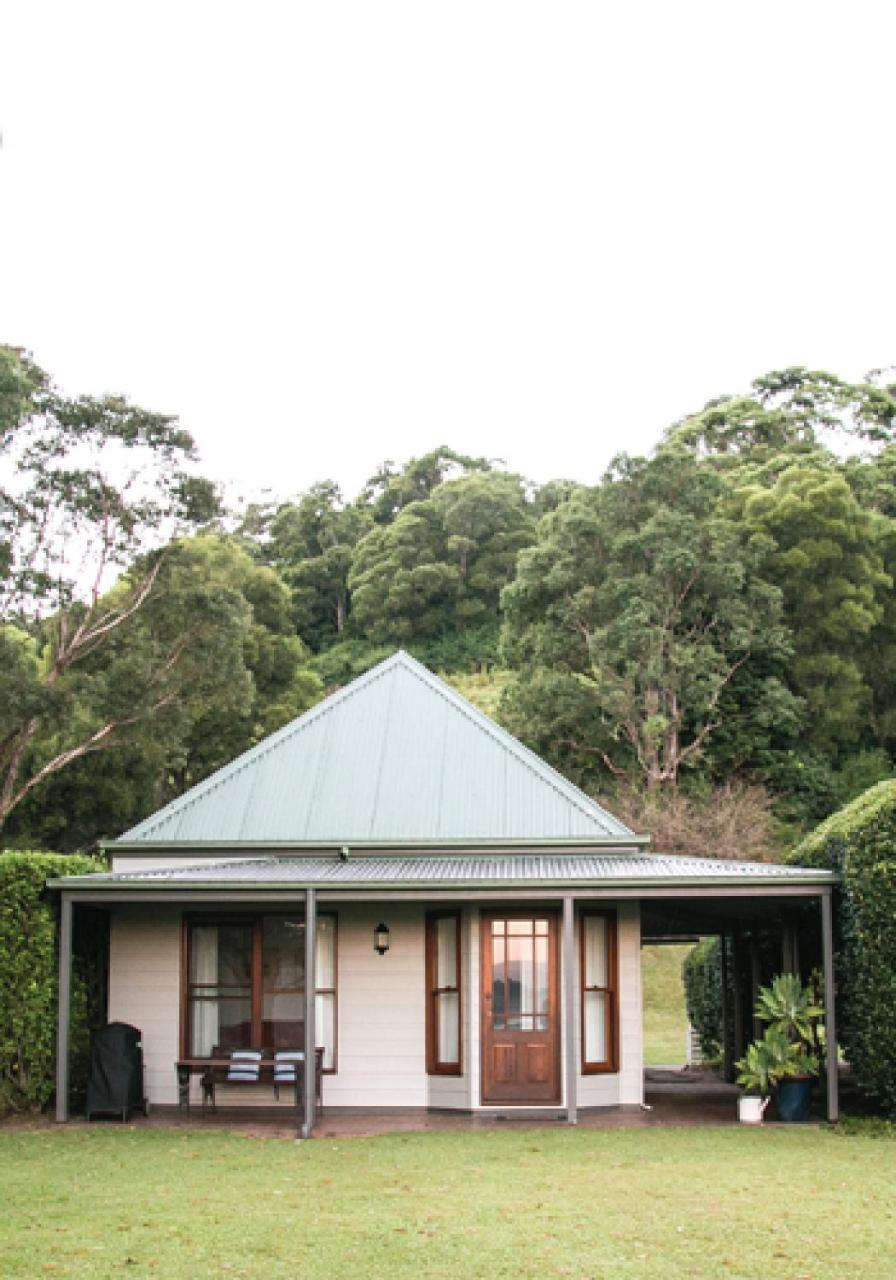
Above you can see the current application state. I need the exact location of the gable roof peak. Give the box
[113,649,642,848]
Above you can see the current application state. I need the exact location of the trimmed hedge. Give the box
[790,780,896,1117]
[0,850,104,1115]
[682,937,723,1059]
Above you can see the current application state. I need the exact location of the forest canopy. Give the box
[2,346,895,855]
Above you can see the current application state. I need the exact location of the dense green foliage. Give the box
[502,449,798,789]
[682,937,724,1059]
[790,780,896,1117]
[0,851,103,1114]
[4,352,896,850]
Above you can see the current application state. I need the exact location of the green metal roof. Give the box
[50,853,838,892]
[110,651,643,849]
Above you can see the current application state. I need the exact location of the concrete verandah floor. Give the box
[79,1068,743,1138]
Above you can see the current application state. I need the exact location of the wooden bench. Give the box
[175,1048,324,1114]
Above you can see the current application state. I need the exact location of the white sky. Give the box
[2,1,894,507]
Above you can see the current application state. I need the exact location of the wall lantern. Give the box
[373,922,390,955]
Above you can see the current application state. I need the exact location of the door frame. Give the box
[479,909,561,1106]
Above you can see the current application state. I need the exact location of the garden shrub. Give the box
[682,937,723,1059]
[790,780,896,1118]
[0,850,104,1115]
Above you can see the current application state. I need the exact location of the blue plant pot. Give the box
[776,1077,813,1122]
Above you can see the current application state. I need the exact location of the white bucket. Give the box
[738,1096,769,1124]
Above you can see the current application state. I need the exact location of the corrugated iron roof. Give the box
[52,853,836,890]
[112,651,641,848]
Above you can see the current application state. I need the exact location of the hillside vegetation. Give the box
[3,346,895,852]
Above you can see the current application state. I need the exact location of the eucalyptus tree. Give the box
[0,345,222,832]
[501,448,798,791]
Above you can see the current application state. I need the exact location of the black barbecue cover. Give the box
[86,1022,143,1117]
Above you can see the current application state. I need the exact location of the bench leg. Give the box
[177,1066,191,1113]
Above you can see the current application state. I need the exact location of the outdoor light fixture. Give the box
[373,922,390,955]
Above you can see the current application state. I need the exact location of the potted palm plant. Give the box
[736,974,823,1122]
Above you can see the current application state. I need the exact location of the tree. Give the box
[732,463,892,751]
[155,537,322,800]
[348,471,535,645]
[260,482,371,650]
[668,366,896,460]
[0,346,220,832]
[501,449,798,791]
[4,538,323,849]
[361,446,494,526]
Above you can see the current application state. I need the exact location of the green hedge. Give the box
[682,937,723,1059]
[790,780,896,1117]
[0,850,104,1115]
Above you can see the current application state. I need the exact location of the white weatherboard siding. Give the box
[108,906,182,1106]
[106,899,642,1111]
[327,903,427,1108]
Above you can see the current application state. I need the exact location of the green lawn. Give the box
[642,942,692,1065]
[2,1126,894,1278]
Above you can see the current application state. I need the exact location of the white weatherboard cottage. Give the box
[51,651,840,1135]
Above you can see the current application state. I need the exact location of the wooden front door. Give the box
[480,913,560,1105]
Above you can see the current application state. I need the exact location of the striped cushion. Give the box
[227,1050,262,1082]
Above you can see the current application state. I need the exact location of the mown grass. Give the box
[642,943,692,1065]
[2,1125,894,1279]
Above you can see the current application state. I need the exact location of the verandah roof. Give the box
[50,853,837,892]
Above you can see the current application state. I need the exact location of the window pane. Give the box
[508,936,533,1014]
[491,936,505,1016]
[508,919,534,936]
[535,936,549,1013]
[584,916,609,987]
[263,917,304,989]
[315,993,335,1070]
[316,917,335,988]
[263,917,304,1049]
[436,917,457,987]
[189,924,252,1054]
[437,992,459,1064]
[534,919,549,936]
[263,992,304,1049]
[491,920,504,935]
[584,990,607,1064]
[189,925,218,985]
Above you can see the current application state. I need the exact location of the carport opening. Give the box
[640,895,826,1086]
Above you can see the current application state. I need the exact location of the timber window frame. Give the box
[425,910,462,1076]
[181,913,338,1072]
[579,909,618,1074]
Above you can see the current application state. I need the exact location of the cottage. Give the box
[51,651,839,1134]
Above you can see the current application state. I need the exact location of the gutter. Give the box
[47,871,840,893]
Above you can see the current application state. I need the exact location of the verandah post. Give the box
[563,894,577,1126]
[821,888,839,1123]
[301,887,317,1139]
[55,892,73,1123]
